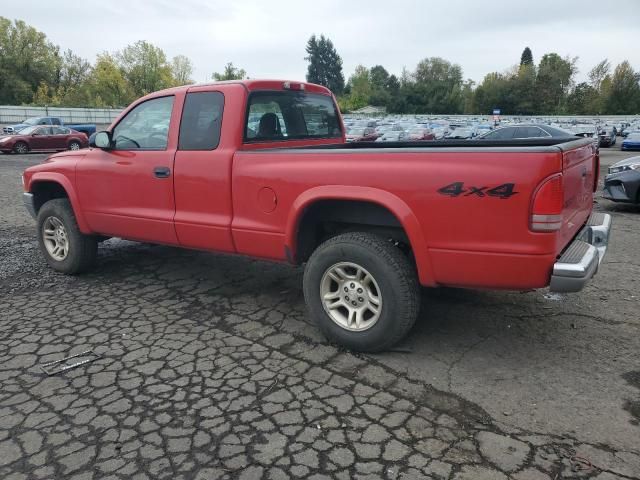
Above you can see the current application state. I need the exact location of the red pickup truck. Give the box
[22,80,611,352]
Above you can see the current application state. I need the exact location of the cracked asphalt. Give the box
[0,148,639,479]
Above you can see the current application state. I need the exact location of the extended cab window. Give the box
[113,96,174,150]
[244,91,341,142]
[178,92,224,150]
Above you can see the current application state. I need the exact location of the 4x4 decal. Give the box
[437,182,518,199]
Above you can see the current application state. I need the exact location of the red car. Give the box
[22,80,610,352]
[0,126,88,154]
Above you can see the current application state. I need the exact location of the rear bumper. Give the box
[549,212,612,292]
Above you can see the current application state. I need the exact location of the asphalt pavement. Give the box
[0,144,639,479]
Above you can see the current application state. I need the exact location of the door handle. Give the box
[153,166,171,178]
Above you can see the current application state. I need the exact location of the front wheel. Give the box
[37,199,97,274]
[303,232,419,352]
[68,141,81,151]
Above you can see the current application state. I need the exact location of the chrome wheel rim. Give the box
[69,142,80,151]
[16,143,27,153]
[42,216,69,261]
[320,262,382,332]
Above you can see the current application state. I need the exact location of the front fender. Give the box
[285,185,434,286]
[28,172,91,234]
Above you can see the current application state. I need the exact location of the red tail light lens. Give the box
[531,174,563,231]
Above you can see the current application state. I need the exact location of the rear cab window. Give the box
[244,91,342,143]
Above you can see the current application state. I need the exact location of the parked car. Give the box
[598,126,617,147]
[0,126,88,154]
[603,156,640,204]
[447,127,474,139]
[22,79,610,352]
[477,124,577,140]
[621,132,640,151]
[345,126,378,142]
[3,116,96,137]
[375,130,405,142]
[405,127,435,141]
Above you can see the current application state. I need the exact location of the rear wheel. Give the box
[303,232,419,352]
[13,142,28,154]
[37,199,97,274]
[68,141,81,151]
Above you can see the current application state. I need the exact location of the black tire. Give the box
[303,232,419,352]
[68,140,81,151]
[36,198,97,274]
[13,141,28,154]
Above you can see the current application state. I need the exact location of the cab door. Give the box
[173,88,236,252]
[76,94,183,244]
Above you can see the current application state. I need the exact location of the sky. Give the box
[4,0,640,85]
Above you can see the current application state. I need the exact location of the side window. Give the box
[51,118,61,125]
[52,127,69,135]
[36,127,52,135]
[178,92,224,150]
[113,96,174,150]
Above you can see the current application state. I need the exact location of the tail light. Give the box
[531,174,563,231]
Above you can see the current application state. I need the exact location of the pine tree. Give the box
[520,47,533,66]
[305,34,345,95]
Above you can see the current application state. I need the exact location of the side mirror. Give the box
[91,131,113,149]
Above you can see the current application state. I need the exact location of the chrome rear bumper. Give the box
[549,212,612,293]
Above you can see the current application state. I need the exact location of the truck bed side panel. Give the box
[231,148,570,288]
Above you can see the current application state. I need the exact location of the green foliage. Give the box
[606,61,640,114]
[88,53,134,107]
[305,34,345,95]
[0,17,61,104]
[116,40,174,96]
[520,47,533,66]
[2,18,640,116]
[212,62,246,81]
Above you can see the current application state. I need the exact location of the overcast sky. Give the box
[4,0,640,85]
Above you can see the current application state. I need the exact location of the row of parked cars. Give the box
[343,115,640,149]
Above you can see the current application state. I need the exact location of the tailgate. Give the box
[558,142,597,252]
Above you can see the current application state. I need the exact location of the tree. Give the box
[171,55,194,85]
[536,53,577,113]
[341,65,372,111]
[588,59,610,90]
[305,34,345,95]
[212,62,246,81]
[116,40,174,96]
[0,17,61,104]
[566,82,599,115]
[410,57,464,113]
[605,61,640,114]
[88,53,133,107]
[520,47,533,66]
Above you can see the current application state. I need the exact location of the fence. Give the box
[0,106,123,125]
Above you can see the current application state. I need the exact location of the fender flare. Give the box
[29,172,92,234]
[285,185,434,286]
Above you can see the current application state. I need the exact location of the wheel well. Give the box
[295,200,411,263]
[31,182,69,214]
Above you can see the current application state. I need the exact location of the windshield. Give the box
[23,118,40,126]
[18,126,38,135]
